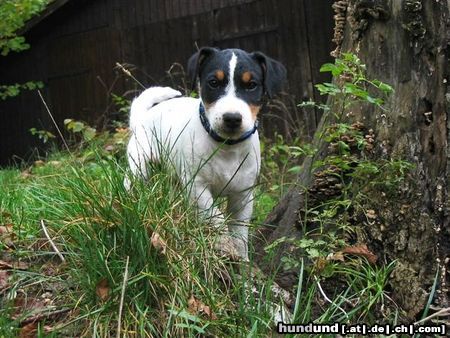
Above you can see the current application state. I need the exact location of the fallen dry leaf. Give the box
[19,322,52,338]
[151,232,167,255]
[20,169,33,179]
[104,144,115,152]
[188,294,217,320]
[95,278,110,301]
[0,259,29,270]
[342,244,377,264]
[0,270,9,290]
[19,322,38,338]
[0,224,13,234]
[12,295,47,321]
[328,251,345,262]
[0,224,15,248]
[48,160,61,167]
[33,160,45,167]
[314,257,328,271]
[1,211,12,218]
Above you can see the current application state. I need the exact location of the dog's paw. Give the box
[231,237,249,262]
[214,234,241,261]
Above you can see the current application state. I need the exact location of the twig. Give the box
[414,307,450,325]
[117,256,130,338]
[40,220,65,262]
[37,90,71,154]
[115,63,146,89]
[19,307,71,326]
[315,276,348,319]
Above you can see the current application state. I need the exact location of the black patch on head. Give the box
[187,47,286,105]
[187,47,219,90]
[232,49,265,105]
[251,51,287,98]
[195,49,233,105]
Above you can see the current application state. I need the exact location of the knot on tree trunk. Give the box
[402,0,426,43]
[348,0,390,41]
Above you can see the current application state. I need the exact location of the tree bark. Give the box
[255,0,449,321]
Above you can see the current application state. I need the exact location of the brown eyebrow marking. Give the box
[242,71,252,83]
[215,70,225,81]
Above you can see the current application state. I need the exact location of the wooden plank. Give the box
[149,0,158,22]
[302,0,334,123]
[135,0,143,26]
[274,0,316,137]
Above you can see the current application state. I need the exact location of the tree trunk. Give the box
[255,0,449,321]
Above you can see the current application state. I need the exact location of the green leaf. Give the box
[169,309,202,323]
[287,166,301,174]
[83,127,96,141]
[306,247,320,257]
[320,63,343,76]
[373,80,394,94]
[264,236,289,253]
[297,238,314,248]
[316,83,341,96]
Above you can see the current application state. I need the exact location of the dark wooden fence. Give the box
[0,0,334,165]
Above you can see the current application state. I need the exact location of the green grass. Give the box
[0,130,401,337]
[0,53,411,337]
[0,135,284,337]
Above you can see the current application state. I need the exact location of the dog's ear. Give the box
[187,47,218,90]
[251,52,287,98]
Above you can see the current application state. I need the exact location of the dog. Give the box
[126,47,286,260]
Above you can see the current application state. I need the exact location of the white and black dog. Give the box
[126,47,286,260]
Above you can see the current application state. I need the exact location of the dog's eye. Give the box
[246,81,258,91]
[208,79,220,88]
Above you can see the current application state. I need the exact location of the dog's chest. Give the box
[197,146,259,196]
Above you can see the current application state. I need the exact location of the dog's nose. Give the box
[223,112,242,130]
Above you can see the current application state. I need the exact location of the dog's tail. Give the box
[129,86,182,130]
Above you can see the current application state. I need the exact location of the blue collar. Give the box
[199,102,258,145]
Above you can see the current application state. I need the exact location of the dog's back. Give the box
[129,87,181,131]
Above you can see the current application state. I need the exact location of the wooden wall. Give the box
[0,0,334,165]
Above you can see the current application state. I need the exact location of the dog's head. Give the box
[188,47,286,140]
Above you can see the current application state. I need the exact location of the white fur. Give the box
[126,86,261,260]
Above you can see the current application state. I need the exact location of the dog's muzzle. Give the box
[223,112,242,131]
[199,102,258,145]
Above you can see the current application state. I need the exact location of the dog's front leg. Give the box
[192,183,224,228]
[191,181,242,258]
[227,191,253,261]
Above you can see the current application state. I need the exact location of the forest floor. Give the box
[0,126,302,337]
[0,121,412,337]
